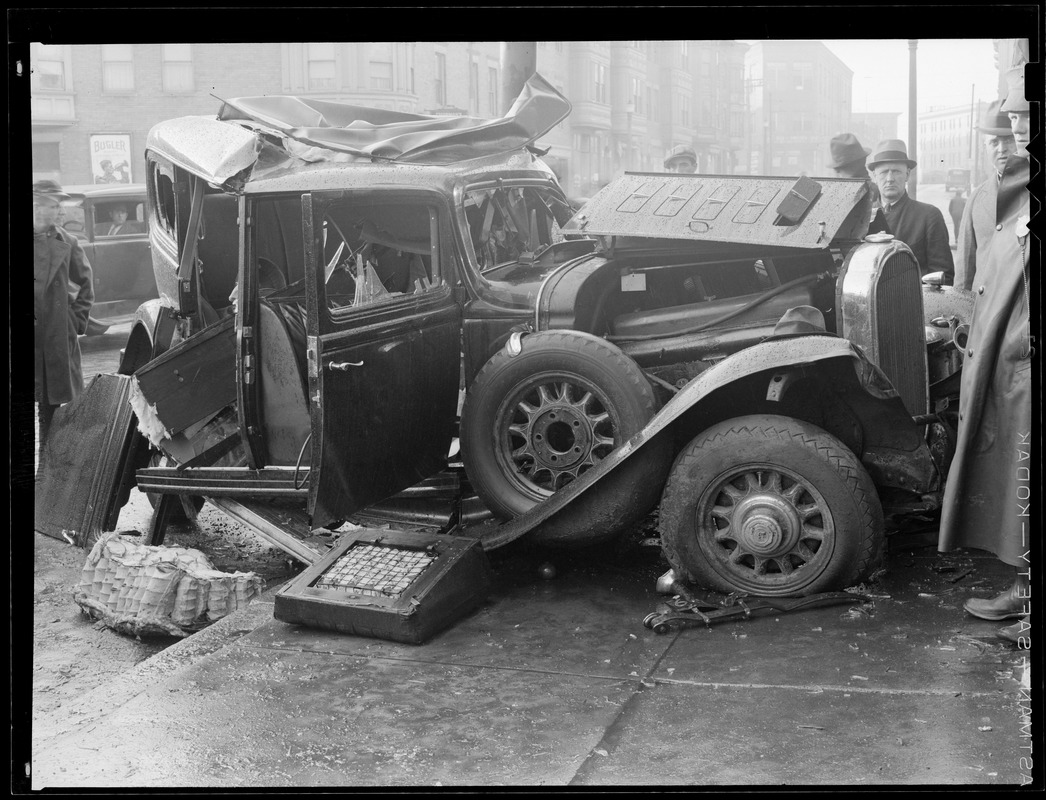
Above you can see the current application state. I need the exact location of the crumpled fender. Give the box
[480,335,887,549]
[118,299,179,374]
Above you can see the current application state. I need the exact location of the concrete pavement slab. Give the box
[569,681,1027,785]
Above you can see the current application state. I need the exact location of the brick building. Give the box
[31,40,811,197]
[743,41,854,177]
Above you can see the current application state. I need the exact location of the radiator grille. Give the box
[874,252,928,415]
[314,543,437,598]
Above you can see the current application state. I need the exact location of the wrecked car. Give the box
[82,75,972,598]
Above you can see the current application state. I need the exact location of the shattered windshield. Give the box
[463,185,573,272]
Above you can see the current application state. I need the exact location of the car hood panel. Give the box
[564,173,871,249]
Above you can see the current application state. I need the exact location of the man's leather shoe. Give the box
[998,614,1031,646]
[964,583,1029,620]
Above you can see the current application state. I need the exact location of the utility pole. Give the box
[908,39,918,200]
[500,42,536,115]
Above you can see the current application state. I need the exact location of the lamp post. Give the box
[907,39,918,199]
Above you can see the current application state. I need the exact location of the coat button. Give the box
[967,348,974,358]
[978,286,985,294]
[996,224,1003,231]
[959,412,964,421]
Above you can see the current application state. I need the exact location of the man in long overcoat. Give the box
[868,139,955,284]
[34,179,94,445]
[953,101,1018,290]
[938,70,1032,646]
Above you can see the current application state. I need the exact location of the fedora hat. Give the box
[764,306,832,340]
[32,178,70,202]
[1001,66,1029,113]
[826,133,871,169]
[664,144,696,167]
[867,139,916,170]
[977,99,1013,135]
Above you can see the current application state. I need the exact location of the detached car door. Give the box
[304,190,463,528]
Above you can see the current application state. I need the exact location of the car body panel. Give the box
[476,335,912,550]
[563,173,871,249]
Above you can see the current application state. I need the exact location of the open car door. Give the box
[304,191,462,528]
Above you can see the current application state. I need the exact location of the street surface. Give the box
[30,208,1031,786]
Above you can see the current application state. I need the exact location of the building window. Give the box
[434,52,447,105]
[469,60,479,113]
[162,44,193,92]
[488,67,498,115]
[631,76,642,114]
[32,44,66,91]
[102,44,134,92]
[594,62,607,104]
[370,60,393,90]
[680,41,689,69]
[307,43,337,90]
[679,94,690,127]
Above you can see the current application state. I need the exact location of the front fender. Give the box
[480,335,901,549]
[117,299,179,374]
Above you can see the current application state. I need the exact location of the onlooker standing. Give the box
[34,179,94,446]
[826,132,886,231]
[938,68,1032,646]
[953,101,1018,290]
[869,139,955,284]
[948,189,966,244]
[664,145,697,174]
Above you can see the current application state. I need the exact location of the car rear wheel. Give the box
[461,331,661,525]
[659,415,883,597]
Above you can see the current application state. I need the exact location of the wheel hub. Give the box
[529,406,591,469]
[730,493,802,558]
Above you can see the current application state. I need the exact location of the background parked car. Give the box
[59,184,157,331]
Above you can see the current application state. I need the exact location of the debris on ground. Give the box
[73,532,262,638]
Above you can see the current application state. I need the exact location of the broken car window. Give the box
[319,201,441,317]
[463,186,567,272]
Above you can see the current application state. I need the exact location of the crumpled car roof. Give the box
[216,72,571,165]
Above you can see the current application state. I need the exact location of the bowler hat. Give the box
[977,99,1013,135]
[765,306,832,340]
[664,144,696,167]
[826,133,871,169]
[867,139,917,170]
[1001,66,1029,113]
[32,179,70,201]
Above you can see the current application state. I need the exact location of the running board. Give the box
[206,498,333,565]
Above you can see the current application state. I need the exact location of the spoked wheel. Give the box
[461,331,663,528]
[659,415,883,597]
[495,374,618,499]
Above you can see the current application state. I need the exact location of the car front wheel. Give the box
[659,415,883,596]
[461,331,662,530]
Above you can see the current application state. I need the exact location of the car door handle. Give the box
[328,360,364,371]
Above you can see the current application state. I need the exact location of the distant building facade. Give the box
[31,40,806,198]
[848,111,902,153]
[743,41,854,176]
[917,101,989,184]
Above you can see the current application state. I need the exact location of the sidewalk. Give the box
[30,539,1029,788]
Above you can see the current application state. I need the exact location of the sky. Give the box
[821,39,1002,131]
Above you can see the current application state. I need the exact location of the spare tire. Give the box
[461,331,665,544]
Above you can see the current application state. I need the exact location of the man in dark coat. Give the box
[953,100,1017,290]
[826,133,887,233]
[938,69,1032,646]
[868,139,955,284]
[34,179,94,445]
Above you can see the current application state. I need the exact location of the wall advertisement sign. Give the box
[90,134,132,184]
